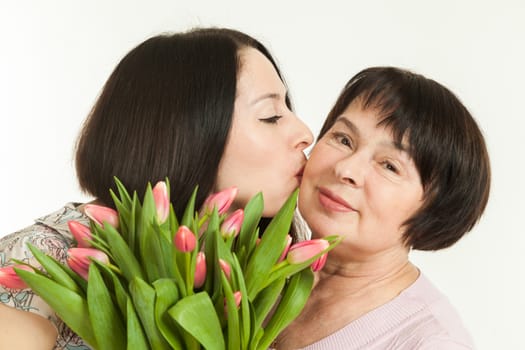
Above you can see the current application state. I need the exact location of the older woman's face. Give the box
[216,48,313,216]
[299,100,424,258]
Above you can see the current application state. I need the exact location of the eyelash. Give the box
[381,161,398,173]
[259,115,283,124]
[332,132,353,148]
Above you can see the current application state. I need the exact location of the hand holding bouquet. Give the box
[1,178,340,350]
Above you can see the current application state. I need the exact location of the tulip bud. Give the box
[174,226,196,253]
[233,291,242,308]
[67,220,93,248]
[286,239,329,265]
[202,187,238,215]
[278,234,293,262]
[220,209,244,238]
[0,265,33,289]
[84,204,119,228]
[194,252,207,288]
[152,181,170,224]
[311,253,328,272]
[67,248,110,280]
[219,259,231,280]
[224,291,242,315]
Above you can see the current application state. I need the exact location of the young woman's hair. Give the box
[318,67,491,250]
[75,28,302,239]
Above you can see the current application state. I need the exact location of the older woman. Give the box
[276,67,490,349]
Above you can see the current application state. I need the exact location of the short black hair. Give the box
[318,67,491,250]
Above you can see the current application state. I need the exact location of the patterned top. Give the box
[0,203,92,350]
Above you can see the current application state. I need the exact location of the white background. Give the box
[1,1,523,348]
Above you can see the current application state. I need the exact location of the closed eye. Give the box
[258,115,282,124]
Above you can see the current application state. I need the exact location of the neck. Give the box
[313,247,418,300]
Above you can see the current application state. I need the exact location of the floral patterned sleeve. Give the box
[0,204,92,349]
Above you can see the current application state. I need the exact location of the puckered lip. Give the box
[295,165,305,178]
[318,186,356,212]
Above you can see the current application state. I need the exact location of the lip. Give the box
[317,187,355,213]
[295,165,305,182]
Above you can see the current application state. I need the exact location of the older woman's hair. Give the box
[75,28,290,216]
[318,67,490,250]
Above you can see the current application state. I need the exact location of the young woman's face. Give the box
[299,100,424,259]
[216,48,313,216]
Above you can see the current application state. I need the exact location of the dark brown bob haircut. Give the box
[318,67,491,250]
[75,28,292,218]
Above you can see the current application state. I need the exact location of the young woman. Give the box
[0,28,313,349]
[276,67,490,349]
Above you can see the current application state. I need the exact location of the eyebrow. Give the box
[250,92,283,106]
[335,117,361,138]
[335,116,409,152]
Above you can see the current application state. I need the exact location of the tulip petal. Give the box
[67,220,93,248]
[0,265,33,289]
[152,181,170,224]
[84,204,119,228]
[173,226,196,253]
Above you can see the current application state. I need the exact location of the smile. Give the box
[317,187,355,213]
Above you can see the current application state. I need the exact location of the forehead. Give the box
[335,100,411,151]
[236,48,285,98]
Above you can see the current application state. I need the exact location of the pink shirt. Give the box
[300,273,475,349]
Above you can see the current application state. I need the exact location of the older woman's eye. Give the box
[331,132,353,148]
[259,115,282,124]
[382,161,398,173]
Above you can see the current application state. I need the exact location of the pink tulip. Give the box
[67,220,93,248]
[152,181,170,224]
[220,209,244,238]
[278,234,293,262]
[233,291,242,308]
[84,204,119,228]
[286,239,330,266]
[194,252,207,288]
[219,259,231,280]
[0,265,33,289]
[174,226,196,253]
[67,248,110,280]
[224,291,242,315]
[311,253,328,272]
[202,187,238,215]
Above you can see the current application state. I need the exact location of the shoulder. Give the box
[0,204,92,349]
[394,273,476,348]
[1,203,86,265]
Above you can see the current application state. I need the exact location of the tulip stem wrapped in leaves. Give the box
[9,178,340,350]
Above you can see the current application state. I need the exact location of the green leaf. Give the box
[129,277,170,350]
[14,268,98,348]
[153,279,184,349]
[103,223,145,281]
[257,269,314,350]
[26,243,83,294]
[236,192,263,267]
[87,264,126,350]
[251,276,286,333]
[221,273,240,350]
[113,176,134,210]
[168,291,225,350]
[181,186,198,227]
[126,297,150,350]
[244,189,298,300]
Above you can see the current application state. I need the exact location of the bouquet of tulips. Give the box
[2,178,340,350]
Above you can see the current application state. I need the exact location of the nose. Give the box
[334,152,366,187]
[291,114,314,151]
